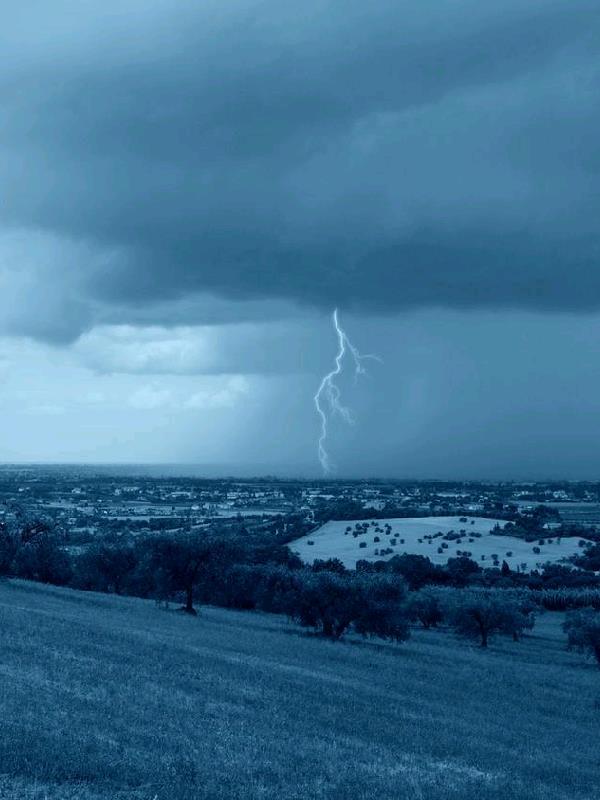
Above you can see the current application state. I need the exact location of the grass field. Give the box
[0,581,599,799]
[290,515,591,570]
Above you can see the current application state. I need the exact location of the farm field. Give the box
[290,516,591,570]
[0,580,599,800]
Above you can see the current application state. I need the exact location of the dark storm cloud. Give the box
[1,0,600,340]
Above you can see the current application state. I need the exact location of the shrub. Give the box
[289,572,410,643]
[573,543,600,572]
[312,558,346,574]
[212,564,260,610]
[445,590,535,648]
[0,524,18,576]
[407,590,443,629]
[253,565,303,614]
[445,556,480,587]
[353,575,410,643]
[288,572,362,639]
[387,553,442,590]
[13,529,71,585]
[74,543,137,594]
[136,535,239,614]
[563,610,600,667]
[359,541,367,549]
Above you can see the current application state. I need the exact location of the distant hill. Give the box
[290,515,592,571]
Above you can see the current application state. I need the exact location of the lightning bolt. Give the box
[314,309,381,475]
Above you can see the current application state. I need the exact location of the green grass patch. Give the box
[0,579,598,799]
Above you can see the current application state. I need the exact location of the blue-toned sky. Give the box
[1,1,600,477]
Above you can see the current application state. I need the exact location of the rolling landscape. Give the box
[1,579,599,800]
[1,470,600,798]
[2,1,600,798]
[290,515,592,570]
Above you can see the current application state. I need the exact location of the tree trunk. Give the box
[479,625,488,648]
[183,585,197,615]
[333,621,348,640]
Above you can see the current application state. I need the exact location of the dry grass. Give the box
[0,579,598,799]
[290,515,589,570]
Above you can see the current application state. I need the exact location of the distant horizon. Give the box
[2,461,600,485]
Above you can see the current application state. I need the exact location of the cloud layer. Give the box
[1,1,600,344]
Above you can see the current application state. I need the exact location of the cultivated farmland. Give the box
[290,515,592,570]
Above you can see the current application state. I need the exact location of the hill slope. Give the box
[0,580,598,800]
[290,515,588,570]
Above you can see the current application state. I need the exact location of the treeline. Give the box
[3,517,600,601]
[0,519,71,585]
[312,500,431,523]
[572,542,600,571]
[356,552,600,591]
[0,520,532,646]
[312,500,515,524]
[1,520,600,665]
[0,521,410,642]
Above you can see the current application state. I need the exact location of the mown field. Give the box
[291,515,590,570]
[0,580,598,800]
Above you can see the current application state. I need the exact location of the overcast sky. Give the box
[1,1,600,477]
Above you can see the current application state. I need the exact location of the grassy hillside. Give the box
[0,580,598,800]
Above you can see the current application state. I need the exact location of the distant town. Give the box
[3,465,600,551]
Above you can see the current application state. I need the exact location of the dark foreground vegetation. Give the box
[2,517,600,664]
[1,509,600,799]
[0,580,598,800]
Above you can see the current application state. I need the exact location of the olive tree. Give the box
[446,590,534,648]
[563,610,600,667]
